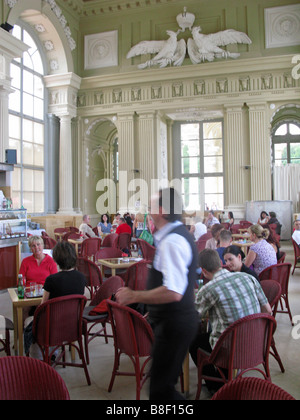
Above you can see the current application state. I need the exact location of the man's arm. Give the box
[116,285,182,306]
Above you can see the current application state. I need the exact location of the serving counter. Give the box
[0,209,27,290]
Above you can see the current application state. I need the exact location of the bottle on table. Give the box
[17,274,25,299]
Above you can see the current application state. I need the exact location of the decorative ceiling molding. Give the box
[5,0,77,50]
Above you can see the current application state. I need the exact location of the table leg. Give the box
[12,306,18,355]
[16,307,24,355]
[183,353,189,398]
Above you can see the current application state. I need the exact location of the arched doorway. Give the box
[82,118,118,218]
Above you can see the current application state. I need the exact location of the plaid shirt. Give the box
[195,269,268,349]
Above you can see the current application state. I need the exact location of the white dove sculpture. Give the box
[126,30,186,69]
[187,26,252,63]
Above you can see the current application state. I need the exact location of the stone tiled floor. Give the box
[1,240,299,400]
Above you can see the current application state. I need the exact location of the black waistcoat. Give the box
[146,224,198,320]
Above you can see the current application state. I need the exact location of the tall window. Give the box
[180,120,224,211]
[9,25,45,213]
[272,121,300,166]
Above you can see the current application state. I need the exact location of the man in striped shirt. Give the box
[190,248,272,380]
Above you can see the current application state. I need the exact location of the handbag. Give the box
[139,214,154,246]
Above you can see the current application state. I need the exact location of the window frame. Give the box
[272,120,300,166]
[175,119,225,212]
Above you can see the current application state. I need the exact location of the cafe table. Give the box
[8,287,42,356]
[68,237,84,255]
[96,257,143,277]
[231,240,254,256]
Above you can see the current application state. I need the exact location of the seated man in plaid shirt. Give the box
[190,248,272,391]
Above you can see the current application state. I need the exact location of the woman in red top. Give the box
[115,218,132,235]
[19,235,58,286]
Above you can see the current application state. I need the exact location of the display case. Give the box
[0,208,27,246]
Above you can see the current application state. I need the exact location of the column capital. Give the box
[44,72,81,119]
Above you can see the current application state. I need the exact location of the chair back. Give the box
[80,237,102,259]
[90,276,124,306]
[240,220,252,228]
[102,233,118,247]
[116,233,131,252]
[76,257,103,298]
[258,263,291,295]
[33,295,87,348]
[209,313,276,374]
[124,260,150,290]
[43,236,57,249]
[95,247,123,261]
[137,239,156,261]
[292,239,300,274]
[62,231,81,241]
[211,377,295,400]
[0,356,70,400]
[220,223,230,230]
[230,224,241,234]
[196,239,207,252]
[260,280,281,313]
[107,300,154,358]
[199,232,212,241]
[277,251,286,264]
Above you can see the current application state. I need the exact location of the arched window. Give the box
[9,24,45,213]
[272,121,300,166]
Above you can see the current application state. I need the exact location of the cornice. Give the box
[80,54,296,89]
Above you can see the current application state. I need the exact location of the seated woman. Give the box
[223,245,259,281]
[225,211,234,227]
[19,235,57,287]
[132,212,150,238]
[244,224,277,276]
[25,242,86,355]
[42,241,86,303]
[97,213,112,236]
[258,211,269,225]
[263,224,281,260]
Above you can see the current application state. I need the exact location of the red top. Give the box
[116,223,132,235]
[19,254,58,286]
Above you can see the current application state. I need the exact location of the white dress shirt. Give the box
[153,221,192,296]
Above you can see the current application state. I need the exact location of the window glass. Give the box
[9,25,45,214]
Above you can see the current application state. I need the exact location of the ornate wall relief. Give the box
[84,30,118,70]
[265,4,300,48]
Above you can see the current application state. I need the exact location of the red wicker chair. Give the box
[137,239,156,262]
[82,275,124,364]
[0,356,70,400]
[122,260,150,291]
[102,233,118,247]
[211,377,295,400]
[79,237,102,260]
[76,257,103,300]
[292,239,300,275]
[32,294,91,386]
[260,280,285,372]
[107,300,154,400]
[195,313,276,400]
[259,263,293,325]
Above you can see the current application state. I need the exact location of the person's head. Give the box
[269,211,276,219]
[260,211,268,220]
[208,210,214,220]
[211,223,224,239]
[151,187,182,228]
[101,214,109,223]
[228,211,234,219]
[263,224,279,247]
[28,236,44,258]
[223,245,245,272]
[198,249,221,279]
[52,241,77,270]
[118,217,126,225]
[83,214,90,223]
[294,219,300,231]
[248,224,269,241]
[219,229,232,246]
